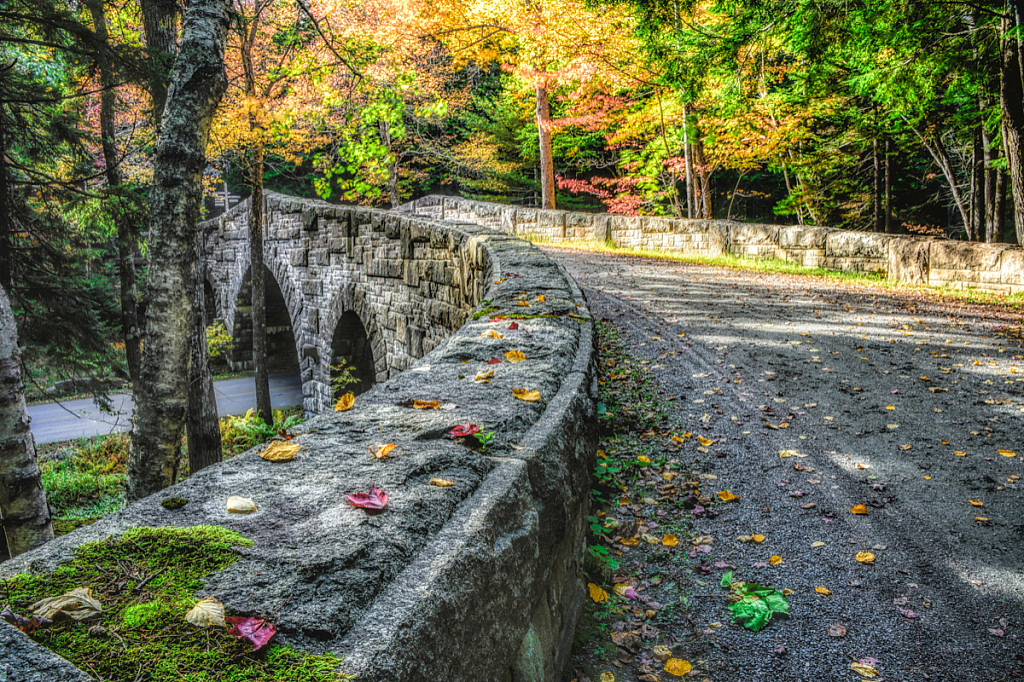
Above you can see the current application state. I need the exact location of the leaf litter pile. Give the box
[1,526,349,681]
[570,322,799,682]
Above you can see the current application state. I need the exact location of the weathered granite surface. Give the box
[410,195,1024,294]
[1,205,598,682]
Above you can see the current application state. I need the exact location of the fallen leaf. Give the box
[899,444,912,451]
[482,330,504,338]
[508,322,519,330]
[717,490,739,502]
[955,451,967,457]
[828,624,847,637]
[512,389,542,402]
[186,598,225,628]
[486,357,502,364]
[0,605,50,634]
[429,478,454,487]
[370,444,397,460]
[226,496,257,514]
[613,584,638,599]
[505,350,527,363]
[998,449,1016,458]
[599,672,615,682]
[698,436,714,447]
[811,541,825,548]
[536,295,546,302]
[30,587,102,622]
[621,537,640,546]
[856,552,876,563]
[769,555,783,565]
[517,301,530,307]
[898,607,918,618]
[850,504,869,515]
[815,587,832,595]
[637,455,651,464]
[663,659,692,677]
[752,534,765,543]
[778,449,807,458]
[448,424,480,438]
[260,440,301,462]
[334,393,354,412]
[969,499,984,507]
[346,485,388,511]
[413,400,440,409]
[475,369,495,382]
[652,644,673,662]
[850,662,879,678]
[662,534,679,547]
[226,616,276,651]
[589,583,608,603]
[885,404,895,411]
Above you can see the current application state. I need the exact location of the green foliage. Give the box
[220,408,305,458]
[329,360,361,397]
[1,526,351,681]
[38,433,129,522]
[205,321,235,360]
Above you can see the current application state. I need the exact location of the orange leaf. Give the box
[662,534,678,547]
[815,586,832,595]
[536,295,546,302]
[334,393,354,412]
[850,504,869,515]
[855,552,875,563]
[769,555,782,565]
[413,400,440,409]
[588,583,608,603]
[512,389,542,402]
[505,350,527,363]
[370,444,397,460]
[717,490,739,503]
[517,301,531,307]
[968,499,984,507]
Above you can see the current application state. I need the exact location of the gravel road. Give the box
[551,247,1023,681]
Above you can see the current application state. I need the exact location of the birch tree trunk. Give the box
[0,286,52,558]
[682,102,695,219]
[85,0,142,388]
[536,87,556,210]
[127,0,231,501]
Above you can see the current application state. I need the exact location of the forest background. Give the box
[3,0,1024,554]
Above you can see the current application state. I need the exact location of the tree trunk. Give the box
[970,127,983,241]
[873,138,884,232]
[536,86,555,210]
[983,121,997,242]
[884,137,894,234]
[1001,10,1024,245]
[0,87,11,292]
[249,162,272,426]
[682,102,695,219]
[692,129,712,219]
[126,0,231,502]
[995,161,1007,242]
[86,0,142,388]
[186,236,221,475]
[140,0,179,129]
[0,285,52,558]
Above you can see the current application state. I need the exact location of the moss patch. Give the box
[1,526,350,681]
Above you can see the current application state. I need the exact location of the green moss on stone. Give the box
[1,526,351,682]
[160,496,188,510]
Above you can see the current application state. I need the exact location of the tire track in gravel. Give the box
[552,247,1023,681]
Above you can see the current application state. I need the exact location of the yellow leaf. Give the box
[517,301,531,307]
[815,586,832,595]
[512,389,542,402]
[186,598,225,628]
[969,499,984,507]
[260,440,301,462]
[975,516,989,522]
[920,376,930,381]
[663,658,692,677]
[429,478,454,487]
[998,449,1017,458]
[588,583,608,603]
[885,404,895,410]
[612,583,632,597]
[662,534,678,547]
[769,555,782,565]
[671,435,685,443]
[599,672,615,682]
[637,455,651,464]
[505,350,527,363]
[413,400,440,409]
[752,534,765,543]
[620,537,640,546]
[850,662,879,677]
[778,449,807,458]
[335,393,355,412]
[698,436,713,446]
[856,552,875,563]
[482,330,504,339]
[596,450,607,459]
[683,432,693,438]
[850,504,869,515]
[536,295,546,302]
[370,444,397,460]
[717,490,739,503]
[955,451,967,457]
[475,369,495,382]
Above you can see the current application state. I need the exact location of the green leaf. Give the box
[720,571,734,588]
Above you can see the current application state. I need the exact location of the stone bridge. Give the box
[199,193,486,413]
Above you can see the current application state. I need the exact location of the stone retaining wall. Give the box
[1,207,598,682]
[406,196,1024,295]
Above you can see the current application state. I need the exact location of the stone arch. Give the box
[228,264,301,375]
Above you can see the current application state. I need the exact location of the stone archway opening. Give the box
[230,266,300,374]
[329,311,376,397]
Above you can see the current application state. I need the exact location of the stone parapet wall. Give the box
[2,206,598,682]
[406,196,1024,294]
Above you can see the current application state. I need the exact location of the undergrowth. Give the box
[1,526,349,681]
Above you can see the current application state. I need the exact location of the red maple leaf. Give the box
[486,357,502,365]
[448,424,480,439]
[225,616,276,651]
[508,322,520,330]
[346,485,388,510]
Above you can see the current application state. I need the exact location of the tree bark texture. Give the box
[248,170,272,425]
[884,138,894,234]
[140,0,179,129]
[1001,10,1024,245]
[873,138,883,232]
[186,237,221,475]
[86,0,142,388]
[691,126,712,219]
[682,102,695,219]
[0,93,10,292]
[0,286,53,558]
[127,0,231,501]
[536,87,556,210]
